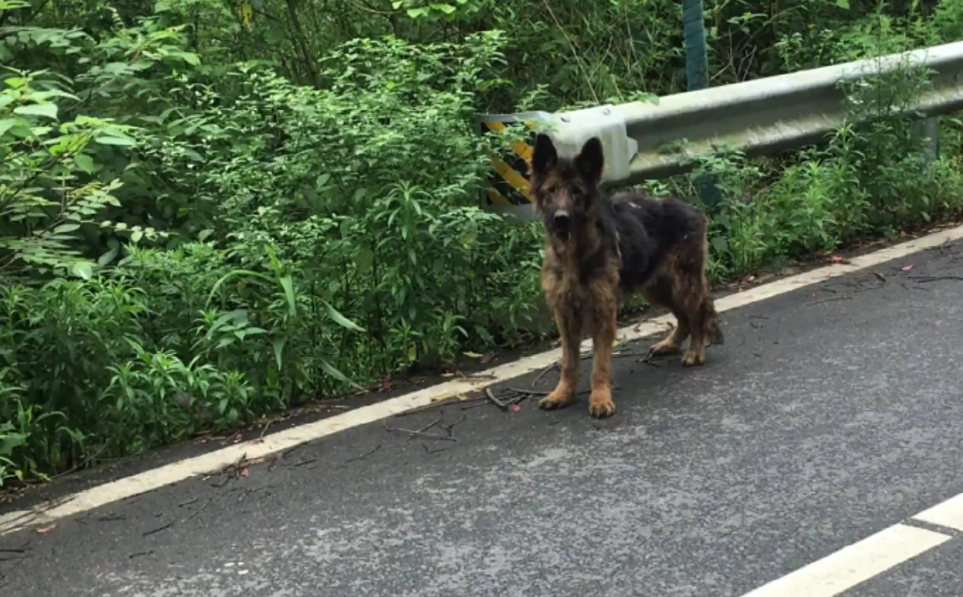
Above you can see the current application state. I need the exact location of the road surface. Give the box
[3,239,963,597]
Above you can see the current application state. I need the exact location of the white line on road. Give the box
[2,222,963,537]
[737,523,951,597]
[913,492,963,532]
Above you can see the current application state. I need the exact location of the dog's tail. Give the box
[700,216,724,347]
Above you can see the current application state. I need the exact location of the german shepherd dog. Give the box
[531,133,723,418]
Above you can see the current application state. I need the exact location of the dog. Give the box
[530,133,723,418]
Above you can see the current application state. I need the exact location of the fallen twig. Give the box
[97,513,127,522]
[909,275,963,283]
[408,415,442,440]
[382,419,457,442]
[142,522,173,537]
[129,550,154,559]
[423,443,450,455]
[343,444,382,464]
[806,295,853,306]
[462,400,490,410]
[0,496,75,529]
[52,444,108,479]
[485,387,509,411]
[394,396,484,417]
[530,362,558,389]
[441,415,466,437]
[0,541,29,554]
[184,497,213,524]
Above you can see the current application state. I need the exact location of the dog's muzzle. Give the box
[552,210,571,234]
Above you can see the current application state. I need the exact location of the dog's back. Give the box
[605,191,708,293]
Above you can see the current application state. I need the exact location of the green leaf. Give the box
[432,3,456,14]
[54,223,81,233]
[94,134,136,147]
[279,275,297,318]
[131,229,143,243]
[171,51,201,66]
[710,236,729,254]
[13,103,58,120]
[75,154,97,174]
[0,118,17,137]
[836,0,850,8]
[321,299,365,332]
[272,337,286,371]
[97,244,119,267]
[206,269,274,307]
[70,261,93,280]
[320,359,363,390]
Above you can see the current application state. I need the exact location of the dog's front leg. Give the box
[539,306,581,411]
[588,283,618,419]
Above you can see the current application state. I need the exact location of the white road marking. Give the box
[737,523,951,597]
[913,492,963,532]
[2,223,963,536]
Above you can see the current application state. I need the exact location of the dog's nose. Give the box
[553,211,571,230]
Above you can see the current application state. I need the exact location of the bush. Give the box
[1,0,962,485]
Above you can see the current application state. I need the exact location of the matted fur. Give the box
[531,134,723,418]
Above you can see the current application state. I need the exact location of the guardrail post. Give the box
[682,0,724,213]
[912,117,941,164]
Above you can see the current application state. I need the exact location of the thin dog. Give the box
[530,133,723,418]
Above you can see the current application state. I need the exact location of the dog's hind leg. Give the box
[681,295,710,367]
[679,222,721,366]
[539,306,581,411]
[678,271,719,367]
[644,278,690,357]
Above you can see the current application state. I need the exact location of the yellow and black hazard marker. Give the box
[477,116,542,207]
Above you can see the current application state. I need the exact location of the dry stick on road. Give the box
[441,415,466,437]
[506,386,623,398]
[806,295,854,306]
[142,521,174,537]
[343,444,382,465]
[183,498,213,524]
[407,414,442,441]
[531,348,666,389]
[910,275,963,283]
[393,395,486,417]
[382,418,457,442]
[485,387,510,411]
[530,362,558,389]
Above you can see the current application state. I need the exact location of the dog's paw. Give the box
[539,389,575,411]
[681,350,706,367]
[588,388,616,419]
[648,338,682,357]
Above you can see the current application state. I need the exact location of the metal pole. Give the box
[683,0,709,92]
[682,0,723,211]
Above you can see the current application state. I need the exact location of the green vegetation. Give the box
[1,0,962,486]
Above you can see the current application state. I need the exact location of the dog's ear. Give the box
[532,134,558,178]
[575,137,604,184]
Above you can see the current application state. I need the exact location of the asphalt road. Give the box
[3,241,963,597]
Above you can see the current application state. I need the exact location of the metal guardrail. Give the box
[479,40,963,221]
